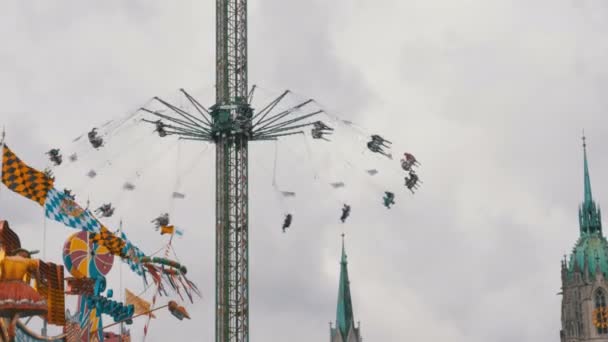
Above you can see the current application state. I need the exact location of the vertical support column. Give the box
[216,135,249,342]
[215,0,249,341]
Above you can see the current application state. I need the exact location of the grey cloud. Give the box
[3,1,608,341]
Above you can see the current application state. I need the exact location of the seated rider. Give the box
[403,152,416,162]
[367,141,381,153]
[47,149,62,166]
[340,204,351,223]
[282,214,293,233]
[48,149,59,157]
[383,192,395,208]
[311,128,323,139]
[88,128,103,148]
[63,189,75,200]
[406,171,419,189]
[155,120,168,137]
[371,134,383,143]
[96,203,114,217]
[43,168,55,181]
[314,121,333,131]
[88,128,98,142]
[152,213,170,229]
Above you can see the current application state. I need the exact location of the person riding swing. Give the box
[340,204,351,223]
[282,214,293,233]
[383,192,395,208]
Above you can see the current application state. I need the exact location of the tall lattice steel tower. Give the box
[213,0,251,340]
[141,1,324,340]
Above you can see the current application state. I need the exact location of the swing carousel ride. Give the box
[0,85,421,341]
[2,2,423,341]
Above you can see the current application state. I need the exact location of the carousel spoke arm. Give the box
[251,90,290,123]
[251,131,304,141]
[247,85,257,105]
[156,120,212,135]
[153,97,211,129]
[179,136,213,142]
[140,118,206,134]
[254,122,316,139]
[166,131,212,140]
[253,110,323,136]
[140,108,204,132]
[252,99,314,131]
[179,89,213,126]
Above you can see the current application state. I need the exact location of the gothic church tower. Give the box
[561,137,608,341]
[330,236,362,342]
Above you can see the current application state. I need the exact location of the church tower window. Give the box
[594,289,608,334]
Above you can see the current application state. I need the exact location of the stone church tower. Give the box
[561,137,608,342]
[330,236,362,342]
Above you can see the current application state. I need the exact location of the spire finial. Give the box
[341,233,347,264]
[583,129,586,148]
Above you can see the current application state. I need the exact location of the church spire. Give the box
[583,134,593,204]
[336,234,355,339]
[579,133,602,235]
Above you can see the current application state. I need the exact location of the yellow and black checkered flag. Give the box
[1,144,54,206]
[89,226,127,256]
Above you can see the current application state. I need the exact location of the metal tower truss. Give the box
[141,89,322,342]
[140,0,324,340]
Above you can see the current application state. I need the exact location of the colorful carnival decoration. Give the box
[1,144,54,206]
[88,227,127,257]
[63,231,114,279]
[139,256,187,275]
[168,301,190,320]
[65,277,96,296]
[37,261,66,326]
[0,248,48,341]
[1,141,201,340]
[126,289,156,319]
[45,187,102,233]
[82,294,134,324]
[77,277,107,341]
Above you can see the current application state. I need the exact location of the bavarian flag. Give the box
[1,144,54,206]
[44,187,102,233]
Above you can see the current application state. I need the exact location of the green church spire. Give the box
[583,135,593,205]
[579,134,602,235]
[567,134,608,280]
[336,234,355,339]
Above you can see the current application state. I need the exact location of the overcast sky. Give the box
[2,1,608,341]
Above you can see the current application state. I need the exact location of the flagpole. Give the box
[119,219,124,342]
[42,215,48,337]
